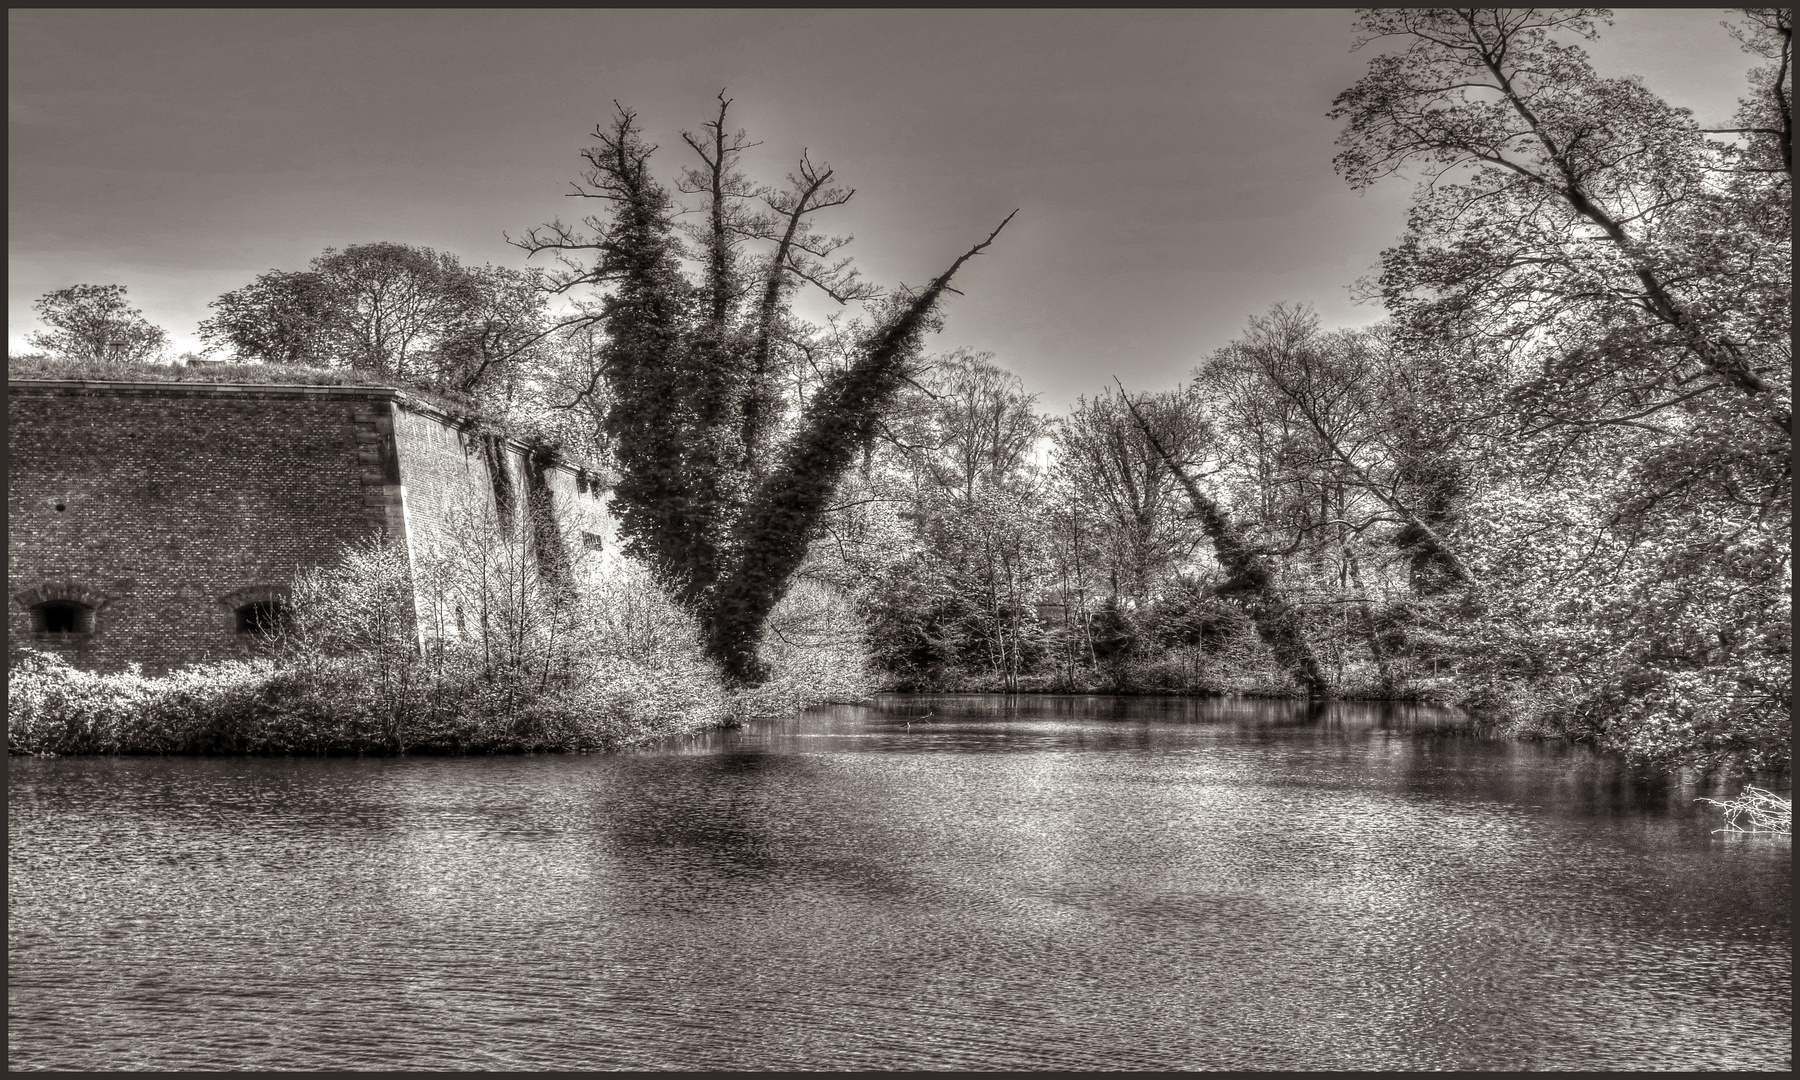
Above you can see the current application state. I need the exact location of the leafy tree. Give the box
[1045,388,1207,690]
[199,247,557,403]
[915,349,1047,501]
[513,101,1013,681]
[310,242,482,382]
[1190,307,1519,692]
[1331,8,1784,410]
[1120,387,1329,696]
[430,263,554,394]
[817,349,1076,691]
[1201,306,1476,589]
[1327,9,1790,769]
[889,351,1052,688]
[1713,8,1791,177]
[1053,384,1207,607]
[198,270,341,365]
[28,284,168,364]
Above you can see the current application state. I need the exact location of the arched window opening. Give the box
[34,600,94,634]
[236,600,288,636]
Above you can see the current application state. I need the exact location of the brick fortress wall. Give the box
[8,381,615,673]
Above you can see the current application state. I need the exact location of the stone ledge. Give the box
[8,379,405,401]
[10,378,614,486]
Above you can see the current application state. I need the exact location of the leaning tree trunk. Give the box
[1119,390,1329,697]
[1344,545,1393,692]
[707,212,1018,682]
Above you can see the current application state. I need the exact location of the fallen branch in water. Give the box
[1699,787,1792,835]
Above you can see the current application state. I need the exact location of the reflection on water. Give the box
[8,695,1790,1071]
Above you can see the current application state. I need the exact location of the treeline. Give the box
[13,12,1788,775]
[800,10,1792,776]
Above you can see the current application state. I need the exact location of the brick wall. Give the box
[8,381,616,673]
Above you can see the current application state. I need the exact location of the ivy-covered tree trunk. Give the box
[516,101,1014,683]
[1120,390,1329,697]
[708,218,1016,681]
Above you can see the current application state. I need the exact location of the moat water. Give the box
[7,695,1791,1070]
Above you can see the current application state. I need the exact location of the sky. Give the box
[8,8,1763,412]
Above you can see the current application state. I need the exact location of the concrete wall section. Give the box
[387,405,619,576]
[389,405,502,559]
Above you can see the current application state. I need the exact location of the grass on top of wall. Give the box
[8,353,485,423]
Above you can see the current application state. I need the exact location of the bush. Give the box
[9,524,874,756]
[9,649,313,755]
[8,639,736,759]
[736,577,877,718]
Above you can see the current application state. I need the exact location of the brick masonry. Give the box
[8,380,617,673]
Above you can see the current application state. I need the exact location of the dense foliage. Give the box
[795,10,1790,776]
[509,100,1013,680]
[27,284,169,364]
[197,243,560,394]
[12,14,1787,775]
[8,517,871,756]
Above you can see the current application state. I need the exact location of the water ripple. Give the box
[9,696,1790,1071]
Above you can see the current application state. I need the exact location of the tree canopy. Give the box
[198,243,554,395]
[28,284,169,364]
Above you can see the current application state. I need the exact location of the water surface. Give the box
[8,695,1791,1070]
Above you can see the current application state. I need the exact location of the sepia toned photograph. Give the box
[8,6,1791,1071]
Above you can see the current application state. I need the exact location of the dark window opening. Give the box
[236,600,288,635]
[35,601,93,634]
[582,531,605,552]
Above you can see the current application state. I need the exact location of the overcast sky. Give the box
[8,8,1761,411]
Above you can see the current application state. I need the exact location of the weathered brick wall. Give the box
[9,381,617,673]
[8,383,397,672]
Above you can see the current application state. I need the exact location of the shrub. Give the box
[736,576,877,718]
[9,519,874,755]
[9,649,279,755]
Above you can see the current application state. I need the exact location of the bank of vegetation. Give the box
[9,522,872,756]
[8,11,1790,783]
[778,11,1789,781]
[10,89,1003,756]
